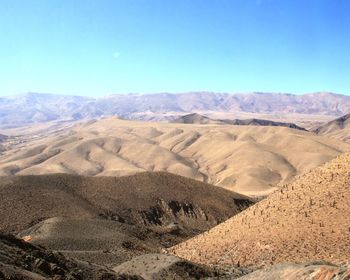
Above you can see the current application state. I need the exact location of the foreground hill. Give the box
[2,233,235,280]
[314,113,350,142]
[2,231,349,280]
[0,118,349,196]
[0,91,349,127]
[237,262,350,280]
[0,233,127,280]
[170,152,350,267]
[0,172,251,266]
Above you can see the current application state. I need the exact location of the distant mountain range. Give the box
[1,91,350,127]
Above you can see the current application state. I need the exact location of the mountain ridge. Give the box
[1,91,349,127]
[171,113,307,130]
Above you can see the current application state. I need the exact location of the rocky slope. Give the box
[0,172,252,266]
[170,152,350,267]
[0,232,131,280]
[112,253,243,280]
[237,262,350,280]
[2,232,349,280]
[0,172,251,234]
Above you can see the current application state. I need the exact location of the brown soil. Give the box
[170,152,350,267]
[0,172,252,267]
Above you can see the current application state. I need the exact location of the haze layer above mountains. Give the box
[1,91,350,128]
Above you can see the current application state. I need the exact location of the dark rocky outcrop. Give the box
[0,232,141,280]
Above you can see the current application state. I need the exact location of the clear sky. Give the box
[0,0,349,96]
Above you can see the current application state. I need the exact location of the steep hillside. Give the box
[0,118,348,196]
[314,113,350,142]
[170,152,350,267]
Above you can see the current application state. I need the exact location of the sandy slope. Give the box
[0,117,349,196]
[314,113,350,142]
[170,152,350,267]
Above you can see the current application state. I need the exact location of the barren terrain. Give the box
[0,172,251,267]
[0,117,348,196]
[170,152,350,267]
[0,92,348,128]
[315,113,350,142]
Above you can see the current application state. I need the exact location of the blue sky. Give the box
[0,0,349,96]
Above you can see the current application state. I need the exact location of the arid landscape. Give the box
[1,116,349,197]
[1,101,350,279]
[2,0,350,278]
[170,151,350,267]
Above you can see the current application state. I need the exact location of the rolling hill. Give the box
[0,117,349,196]
[314,113,350,142]
[170,152,350,267]
[170,113,223,124]
[0,172,251,266]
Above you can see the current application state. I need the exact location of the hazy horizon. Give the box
[1,90,349,99]
[1,0,349,96]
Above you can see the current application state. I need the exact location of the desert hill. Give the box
[0,172,251,233]
[170,113,222,124]
[170,152,350,267]
[314,113,350,142]
[0,92,349,127]
[171,113,307,131]
[223,118,306,130]
[0,172,251,266]
[0,118,349,196]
